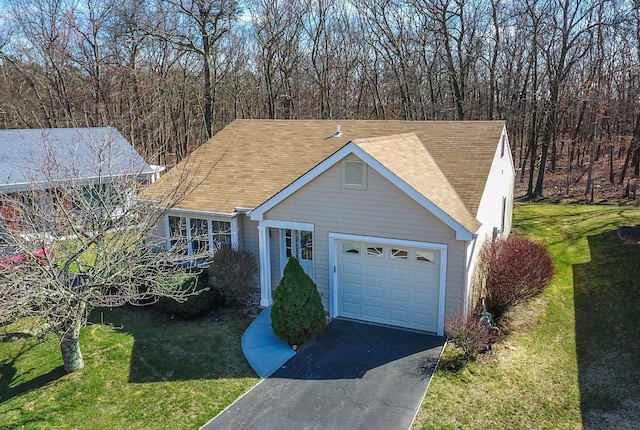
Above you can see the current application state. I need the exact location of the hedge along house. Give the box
[147,120,514,335]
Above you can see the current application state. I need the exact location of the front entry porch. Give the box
[257,221,314,307]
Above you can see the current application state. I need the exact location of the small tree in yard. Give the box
[478,234,555,321]
[0,130,205,373]
[271,257,326,345]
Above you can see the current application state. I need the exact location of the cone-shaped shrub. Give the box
[271,257,326,345]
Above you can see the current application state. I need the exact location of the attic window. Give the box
[343,160,366,188]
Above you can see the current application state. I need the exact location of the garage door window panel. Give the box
[391,248,408,259]
[343,242,360,254]
[416,250,435,262]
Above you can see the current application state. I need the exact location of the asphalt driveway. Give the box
[202,319,446,430]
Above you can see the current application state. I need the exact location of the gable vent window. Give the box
[343,160,366,188]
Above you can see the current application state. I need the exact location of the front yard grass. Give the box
[413,203,640,429]
[4,203,640,429]
[0,306,259,429]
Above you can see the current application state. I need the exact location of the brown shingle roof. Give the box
[353,133,481,232]
[145,120,505,219]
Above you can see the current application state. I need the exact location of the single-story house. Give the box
[148,120,515,335]
[0,127,162,231]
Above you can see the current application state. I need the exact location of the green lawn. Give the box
[0,307,259,429]
[3,203,640,429]
[413,203,640,429]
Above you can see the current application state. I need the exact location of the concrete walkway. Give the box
[241,307,296,378]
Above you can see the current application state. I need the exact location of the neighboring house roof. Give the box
[0,127,156,193]
[148,120,505,220]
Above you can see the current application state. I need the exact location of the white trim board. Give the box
[259,219,315,232]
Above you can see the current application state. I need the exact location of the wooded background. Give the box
[1,0,638,201]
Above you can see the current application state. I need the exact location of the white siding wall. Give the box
[467,127,516,312]
[264,154,469,316]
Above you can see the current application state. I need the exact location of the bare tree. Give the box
[251,0,306,119]
[414,0,486,120]
[355,0,420,120]
[0,130,205,373]
[156,0,240,138]
[532,0,604,198]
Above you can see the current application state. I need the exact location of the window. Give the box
[167,215,232,255]
[343,160,365,187]
[342,242,360,254]
[284,229,294,258]
[500,196,507,233]
[212,220,232,247]
[168,215,187,253]
[366,246,383,257]
[391,248,408,259]
[300,230,313,260]
[284,229,314,261]
[190,218,209,254]
[416,250,435,262]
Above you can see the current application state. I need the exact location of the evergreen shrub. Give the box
[271,257,326,345]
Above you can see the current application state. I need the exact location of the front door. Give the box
[282,229,314,280]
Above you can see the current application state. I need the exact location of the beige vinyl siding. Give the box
[239,215,261,290]
[476,127,515,239]
[264,155,468,315]
[240,215,260,255]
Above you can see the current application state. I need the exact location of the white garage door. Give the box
[336,239,441,333]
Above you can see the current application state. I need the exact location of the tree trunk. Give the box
[58,303,86,373]
[534,82,560,199]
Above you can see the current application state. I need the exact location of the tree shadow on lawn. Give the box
[573,232,640,428]
[0,342,66,403]
[89,306,256,383]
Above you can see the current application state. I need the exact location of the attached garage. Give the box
[329,234,447,334]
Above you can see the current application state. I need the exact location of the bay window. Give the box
[167,215,233,255]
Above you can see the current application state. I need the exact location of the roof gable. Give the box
[353,133,481,233]
[250,134,479,240]
[0,127,154,192]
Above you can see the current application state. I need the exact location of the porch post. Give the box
[258,225,272,307]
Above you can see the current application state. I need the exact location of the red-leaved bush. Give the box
[479,235,554,321]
